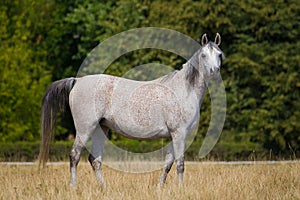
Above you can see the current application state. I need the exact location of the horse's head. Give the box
[199,33,225,78]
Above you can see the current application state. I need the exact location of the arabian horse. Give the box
[39,33,225,187]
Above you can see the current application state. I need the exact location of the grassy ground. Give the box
[0,162,299,200]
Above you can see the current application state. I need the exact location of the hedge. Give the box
[0,141,74,162]
[1,140,295,162]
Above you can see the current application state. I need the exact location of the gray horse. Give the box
[39,33,225,187]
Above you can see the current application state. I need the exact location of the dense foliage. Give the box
[0,0,299,159]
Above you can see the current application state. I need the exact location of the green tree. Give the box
[0,0,51,141]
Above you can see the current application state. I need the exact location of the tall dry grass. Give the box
[0,162,299,200]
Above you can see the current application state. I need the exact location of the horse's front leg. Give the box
[158,144,174,187]
[171,131,186,186]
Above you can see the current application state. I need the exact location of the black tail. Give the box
[38,77,76,166]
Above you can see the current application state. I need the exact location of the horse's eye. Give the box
[201,54,206,58]
[219,54,223,60]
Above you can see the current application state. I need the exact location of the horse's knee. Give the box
[70,149,76,163]
[88,154,102,170]
[176,157,184,174]
[88,154,95,166]
[164,153,174,172]
[70,148,82,167]
[166,151,175,163]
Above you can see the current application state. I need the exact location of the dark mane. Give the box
[185,49,201,86]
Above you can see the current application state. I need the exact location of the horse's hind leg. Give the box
[158,144,174,187]
[88,126,107,187]
[70,134,89,187]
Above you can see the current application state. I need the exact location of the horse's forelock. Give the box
[207,42,225,57]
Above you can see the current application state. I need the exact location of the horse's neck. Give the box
[163,64,207,103]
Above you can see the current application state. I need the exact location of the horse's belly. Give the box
[119,128,171,140]
[101,118,170,139]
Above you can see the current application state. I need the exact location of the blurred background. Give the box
[0,0,299,161]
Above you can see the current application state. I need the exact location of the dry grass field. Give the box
[0,162,299,200]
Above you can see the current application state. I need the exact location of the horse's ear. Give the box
[201,33,208,46]
[215,33,221,46]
